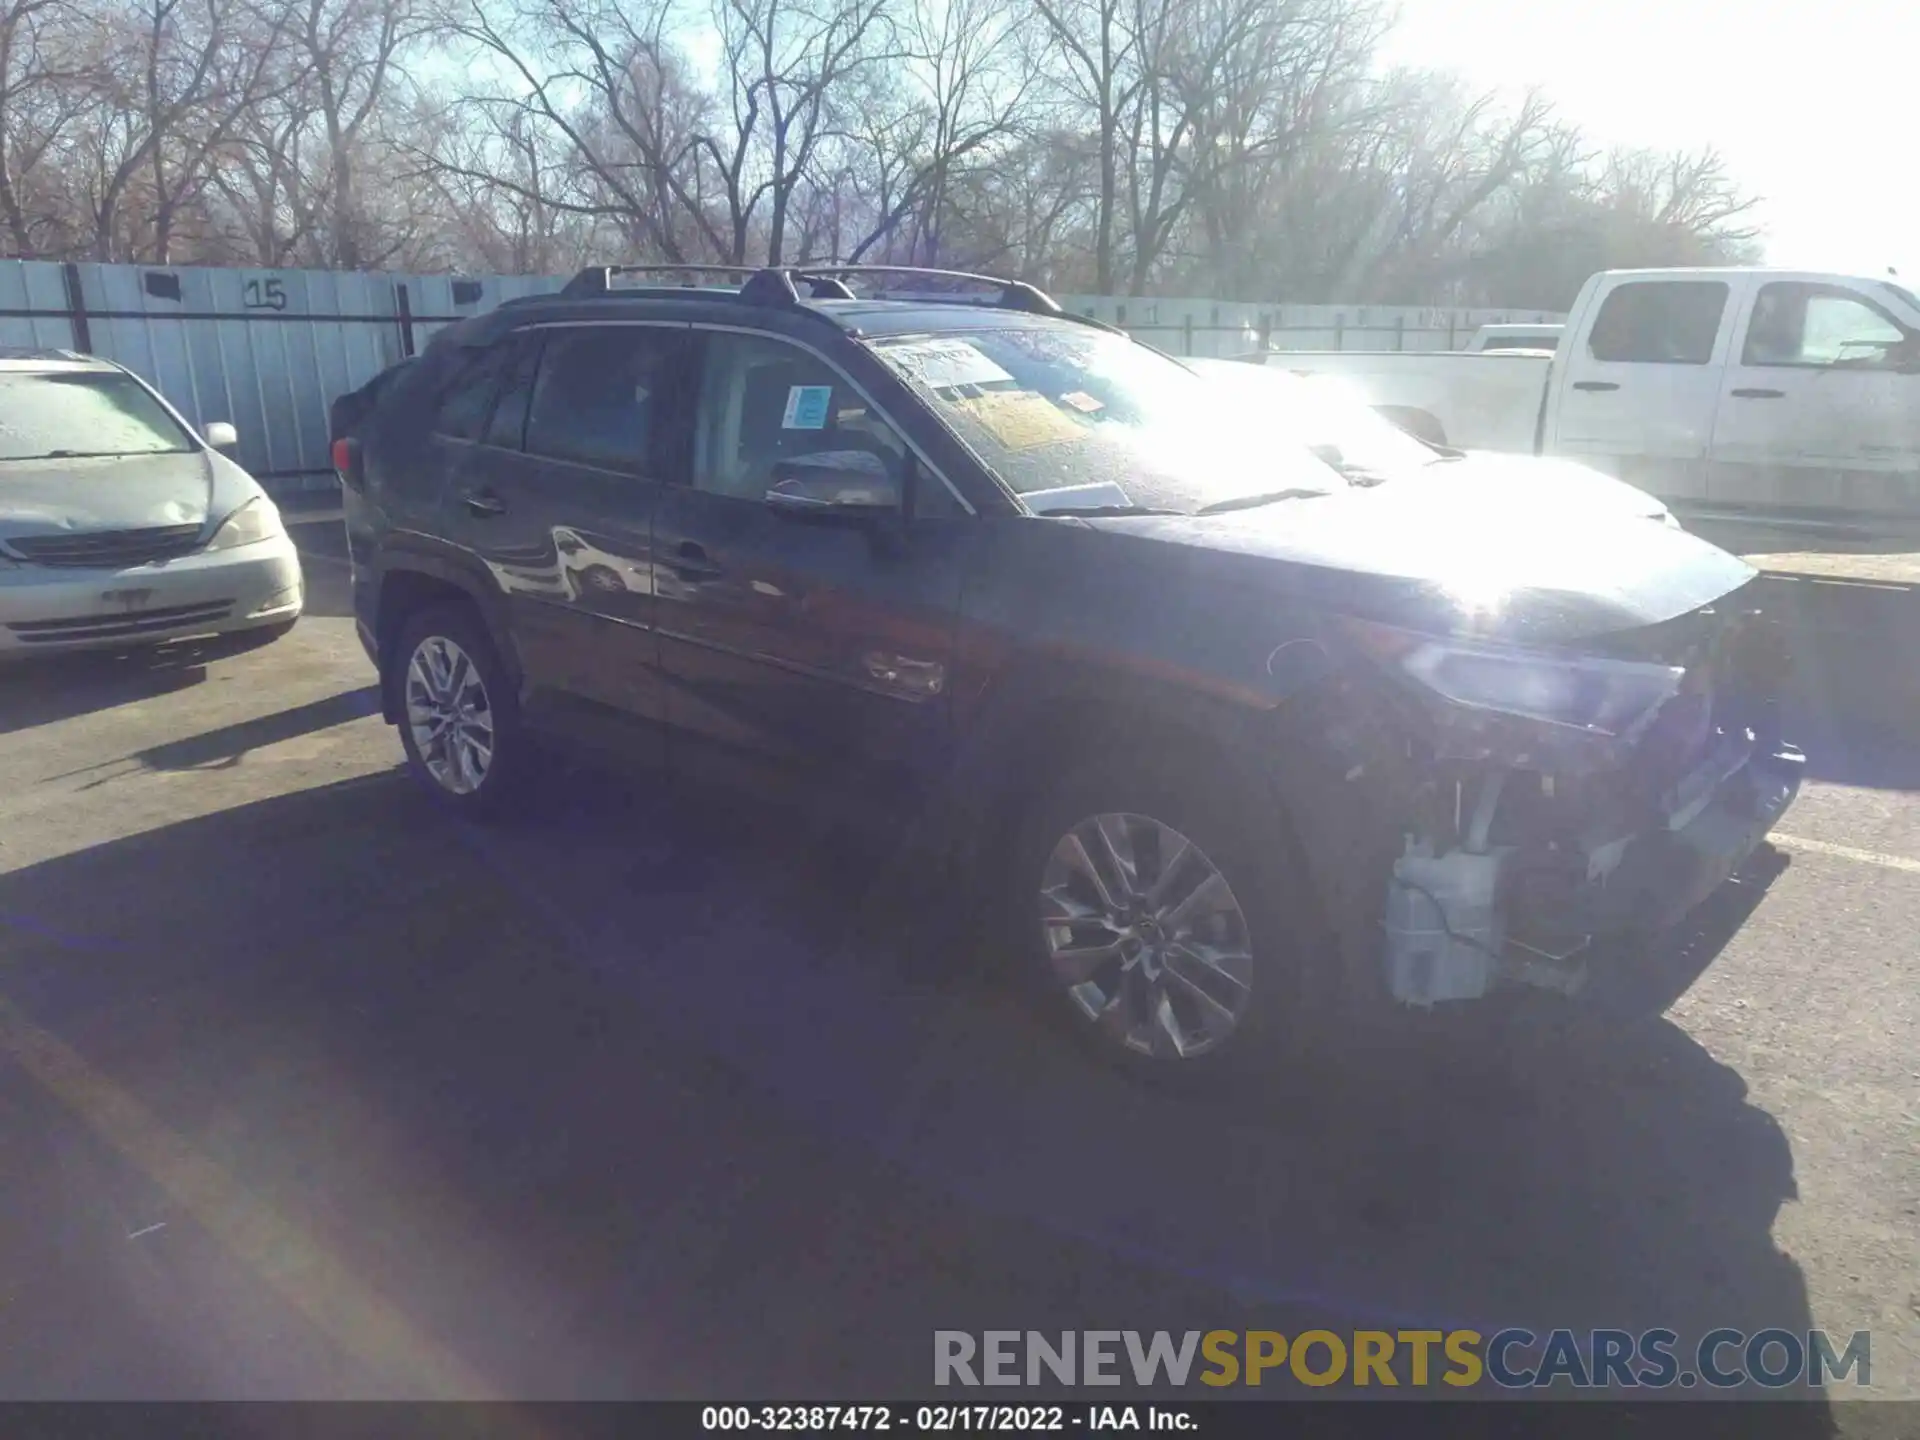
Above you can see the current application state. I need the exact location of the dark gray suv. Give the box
[337,264,1802,1072]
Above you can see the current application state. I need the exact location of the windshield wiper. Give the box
[1195,487,1332,515]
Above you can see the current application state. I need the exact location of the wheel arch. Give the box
[935,659,1296,893]
[370,550,520,724]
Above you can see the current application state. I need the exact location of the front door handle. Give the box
[667,540,722,581]
[1572,380,1620,392]
[1730,387,1786,399]
[461,488,508,517]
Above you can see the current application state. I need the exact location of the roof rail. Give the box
[561,263,758,297]
[561,261,1079,319]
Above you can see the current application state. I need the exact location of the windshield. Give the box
[1879,281,1920,316]
[1195,362,1441,479]
[0,371,195,463]
[868,325,1343,514]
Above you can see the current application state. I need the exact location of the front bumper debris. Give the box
[1549,741,1802,938]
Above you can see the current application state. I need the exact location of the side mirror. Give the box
[204,421,238,451]
[765,450,903,521]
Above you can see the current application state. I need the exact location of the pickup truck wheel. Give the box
[393,604,529,820]
[1009,753,1307,1076]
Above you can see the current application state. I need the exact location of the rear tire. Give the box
[1004,744,1316,1081]
[391,603,530,820]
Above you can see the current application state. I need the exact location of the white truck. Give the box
[1282,268,1920,524]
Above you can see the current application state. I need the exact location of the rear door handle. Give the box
[668,540,722,581]
[1730,388,1786,399]
[461,488,508,517]
[1572,381,1620,392]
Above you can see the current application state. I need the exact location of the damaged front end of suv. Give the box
[1279,579,1803,1017]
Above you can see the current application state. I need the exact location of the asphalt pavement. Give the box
[0,518,1913,1416]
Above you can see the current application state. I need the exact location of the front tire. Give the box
[392,603,528,819]
[1007,748,1311,1076]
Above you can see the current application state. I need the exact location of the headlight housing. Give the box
[205,496,284,551]
[1347,618,1683,750]
[1401,638,1682,738]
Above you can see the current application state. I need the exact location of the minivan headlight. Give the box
[205,496,284,551]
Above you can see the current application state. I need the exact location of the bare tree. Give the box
[0,0,1765,299]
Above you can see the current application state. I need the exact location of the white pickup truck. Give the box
[1283,268,1920,522]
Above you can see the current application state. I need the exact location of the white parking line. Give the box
[1771,833,1920,874]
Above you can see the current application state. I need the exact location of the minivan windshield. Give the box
[869,325,1344,515]
[0,370,196,464]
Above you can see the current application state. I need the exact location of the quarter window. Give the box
[1587,281,1729,364]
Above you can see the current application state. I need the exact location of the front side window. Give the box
[1743,282,1915,368]
[524,327,677,473]
[0,371,195,462]
[1587,281,1729,364]
[870,323,1342,514]
[691,333,910,502]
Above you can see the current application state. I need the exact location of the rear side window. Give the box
[524,327,677,473]
[1743,282,1914,368]
[1587,281,1728,364]
[435,345,527,440]
[482,337,543,450]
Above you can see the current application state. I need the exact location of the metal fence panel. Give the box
[61,262,407,493]
[0,261,76,350]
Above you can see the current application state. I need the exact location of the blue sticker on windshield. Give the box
[782,385,833,429]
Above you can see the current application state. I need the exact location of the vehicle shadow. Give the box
[0,770,1825,1413]
[0,646,212,736]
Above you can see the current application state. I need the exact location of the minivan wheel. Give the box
[1009,752,1306,1074]
[393,604,527,818]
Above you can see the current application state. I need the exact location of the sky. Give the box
[1381,0,1920,278]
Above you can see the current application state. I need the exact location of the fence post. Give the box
[1334,315,1344,351]
[395,282,416,357]
[61,262,91,354]
[1183,314,1193,356]
[1258,313,1271,351]
[1395,315,1405,352]
[1447,315,1456,350]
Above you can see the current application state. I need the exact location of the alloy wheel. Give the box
[1037,812,1254,1059]
[404,634,495,796]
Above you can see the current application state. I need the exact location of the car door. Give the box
[1547,277,1742,504]
[1709,280,1920,516]
[652,326,975,823]
[449,323,686,752]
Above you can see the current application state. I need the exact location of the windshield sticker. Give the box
[782,385,834,429]
[1023,481,1133,514]
[1058,390,1103,414]
[883,338,1015,391]
[953,391,1085,451]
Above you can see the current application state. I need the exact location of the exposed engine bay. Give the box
[1279,581,1803,1010]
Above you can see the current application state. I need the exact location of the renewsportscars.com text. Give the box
[933,1328,1872,1390]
